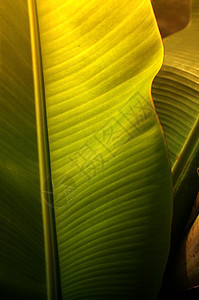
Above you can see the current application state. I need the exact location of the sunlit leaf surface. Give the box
[35,0,172,298]
[0,0,172,299]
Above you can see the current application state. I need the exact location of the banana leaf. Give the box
[0,0,172,299]
[0,1,46,298]
[152,0,199,249]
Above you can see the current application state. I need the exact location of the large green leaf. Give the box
[152,0,199,248]
[0,1,61,297]
[0,0,172,299]
[0,0,46,299]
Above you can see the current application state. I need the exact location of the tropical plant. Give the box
[0,0,197,299]
[152,0,199,296]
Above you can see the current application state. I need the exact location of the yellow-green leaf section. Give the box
[152,0,199,247]
[32,0,172,298]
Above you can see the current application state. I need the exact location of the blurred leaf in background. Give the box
[152,0,190,37]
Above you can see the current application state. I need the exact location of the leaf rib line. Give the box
[27,1,61,299]
[173,117,199,185]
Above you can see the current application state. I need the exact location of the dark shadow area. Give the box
[151,0,190,38]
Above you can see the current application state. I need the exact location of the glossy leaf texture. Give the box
[0,0,46,299]
[152,0,199,247]
[0,0,173,299]
[34,0,172,299]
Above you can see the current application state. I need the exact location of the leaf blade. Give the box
[0,0,46,298]
[152,0,199,247]
[36,0,172,298]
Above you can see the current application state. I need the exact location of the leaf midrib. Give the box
[27,1,61,299]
